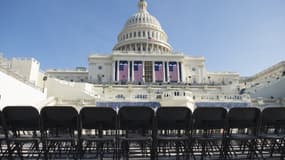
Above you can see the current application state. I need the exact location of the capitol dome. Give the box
[113,0,172,53]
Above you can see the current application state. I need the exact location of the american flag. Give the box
[119,61,128,81]
[169,62,178,82]
[148,36,154,42]
[134,61,143,81]
[155,62,163,82]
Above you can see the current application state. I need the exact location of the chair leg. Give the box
[6,140,13,160]
[201,141,205,160]
[151,140,156,160]
[280,140,285,160]
[99,142,104,160]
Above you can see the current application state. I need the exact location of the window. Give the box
[134,32,136,37]
[116,94,125,99]
[143,31,145,37]
[138,31,141,37]
[192,67,196,72]
[130,32,132,38]
[98,66,102,70]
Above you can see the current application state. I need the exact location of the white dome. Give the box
[125,12,161,28]
[113,0,172,53]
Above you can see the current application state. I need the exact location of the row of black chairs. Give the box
[0,106,284,160]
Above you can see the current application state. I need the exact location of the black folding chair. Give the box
[225,107,260,160]
[41,106,79,159]
[154,107,191,160]
[79,107,117,159]
[192,107,227,160]
[118,106,155,160]
[3,106,42,160]
[0,111,8,159]
[259,107,285,159]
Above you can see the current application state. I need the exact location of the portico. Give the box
[112,52,183,83]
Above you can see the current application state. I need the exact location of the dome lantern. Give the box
[138,0,148,13]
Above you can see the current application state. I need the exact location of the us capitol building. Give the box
[47,0,239,85]
[0,0,284,109]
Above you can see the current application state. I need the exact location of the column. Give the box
[128,61,131,82]
[117,60,120,81]
[112,61,116,81]
[142,61,145,82]
[179,62,183,83]
[177,61,180,82]
[198,68,201,83]
[163,61,166,82]
[132,60,135,82]
[152,61,155,82]
[146,41,149,52]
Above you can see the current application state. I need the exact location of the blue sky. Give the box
[0,0,284,76]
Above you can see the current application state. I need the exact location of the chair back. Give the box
[3,106,40,132]
[156,107,191,130]
[0,111,6,137]
[119,107,154,131]
[227,107,260,129]
[261,107,285,134]
[193,107,227,130]
[41,106,78,136]
[227,107,260,135]
[80,107,117,130]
